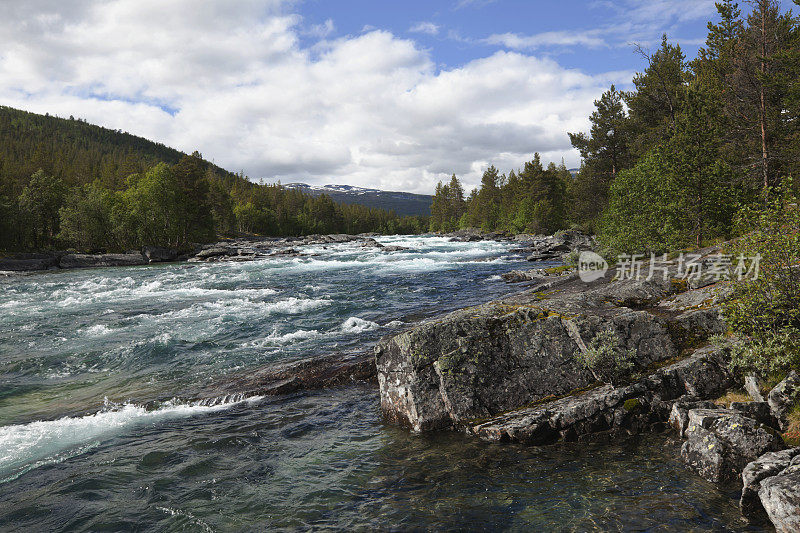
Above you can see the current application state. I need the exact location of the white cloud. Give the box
[598,0,717,24]
[455,0,498,9]
[486,31,607,50]
[409,22,440,36]
[0,0,625,194]
[486,0,718,54]
[305,19,335,39]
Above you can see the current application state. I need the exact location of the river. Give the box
[0,236,762,530]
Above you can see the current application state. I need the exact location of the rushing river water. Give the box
[0,236,766,531]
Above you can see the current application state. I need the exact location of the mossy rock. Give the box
[670,278,689,294]
[623,398,641,412]
[544,265,573,275]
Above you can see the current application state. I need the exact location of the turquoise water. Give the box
[0,236,765,531]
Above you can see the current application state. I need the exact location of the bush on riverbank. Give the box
[723,185,800,376]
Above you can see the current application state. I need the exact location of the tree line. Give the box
[0,108,426,252]
[430,0,800,255]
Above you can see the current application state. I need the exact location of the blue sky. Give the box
[297,0,715,76]
[0,0,778,193]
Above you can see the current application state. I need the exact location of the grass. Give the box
[713,390,752,407]
[782,404,800,446]
[544,265,573,275]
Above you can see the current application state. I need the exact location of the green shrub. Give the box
[563,249,580,267]
[575,329,635,386]
[598,148,688,255]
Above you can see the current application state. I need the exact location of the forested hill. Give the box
[0,106,427,252]
[0,105,242,193]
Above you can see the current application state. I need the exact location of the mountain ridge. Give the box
[284,182,432,217]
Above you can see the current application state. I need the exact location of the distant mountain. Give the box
[284,183,432,217]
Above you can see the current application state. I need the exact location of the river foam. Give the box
[0,396,262,484]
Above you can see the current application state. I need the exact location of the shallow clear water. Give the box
[0,236,766,531]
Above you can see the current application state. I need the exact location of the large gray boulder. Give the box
[768,371,800,430]
[376,257,727,432]
[681,412,784,483]
[194,246,234,259]
[0,254,60,271]
[142,246,178,263]
[376,304,676,432]
[668,400,718,438]
[467,347,733,445]
[759,463,800,532]
[730,401,779,429]
[740,448,800,521]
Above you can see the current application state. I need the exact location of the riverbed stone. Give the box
[0,254,60,271]
[466,347,733,444]
[668,400,717,438]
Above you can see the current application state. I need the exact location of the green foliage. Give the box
[429,174,466,232]
[568,86,632,228]
[17,170,66,249]
[729,327,800,376]
[58,182,120,252]
[625,35,688,157]
[575,329,636,386]
[723,185,800,375]
[567,3,800,254]
[598,148,688,255]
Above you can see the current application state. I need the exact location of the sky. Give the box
[0,0,731,193]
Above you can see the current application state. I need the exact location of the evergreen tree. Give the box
[568,86,631,228]
[626,35,689,156]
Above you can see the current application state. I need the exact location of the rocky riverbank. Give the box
[0,229,587,273]
[375,243,800,530]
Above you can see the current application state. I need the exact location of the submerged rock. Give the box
[210,352,377,398]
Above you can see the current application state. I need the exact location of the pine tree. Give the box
[568,86,631,228]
